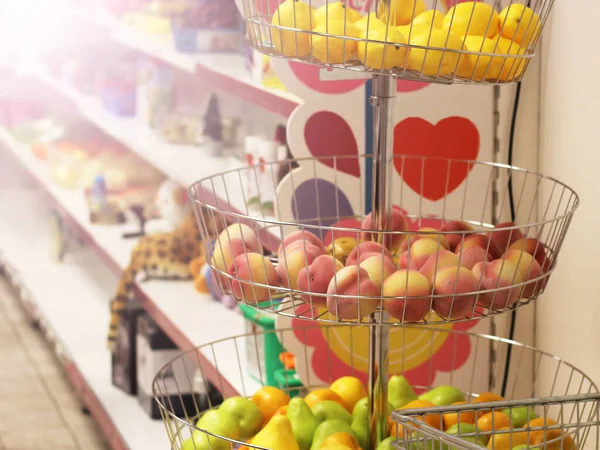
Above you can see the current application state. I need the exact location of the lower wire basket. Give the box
[152,325,598,450]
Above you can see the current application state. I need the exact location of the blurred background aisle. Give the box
[0,278,108,450]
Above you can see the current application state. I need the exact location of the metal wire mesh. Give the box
[189,155,579,326]
[152,325,598,449]
[238,0,552,83]
[393,393,600,450]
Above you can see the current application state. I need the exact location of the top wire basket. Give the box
[189,155,579,326]
[237,0,549,84]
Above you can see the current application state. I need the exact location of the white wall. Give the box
[538,0,600,394]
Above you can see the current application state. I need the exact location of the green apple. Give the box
[310,419,358,450]
[288,397,319,450]
[312,400,352,424]
[502,406,537,429]
[419,386,466,406]
[219,396,263,439]
[389,375,418,409]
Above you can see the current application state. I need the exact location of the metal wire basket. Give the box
[153,325,598,449]
[238,0,550,83]
[189,155,579,326]
[393,393,600,450]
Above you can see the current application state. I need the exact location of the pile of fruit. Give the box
[210,206,549,322]
[269,0,540,81]
[182,376,574,450]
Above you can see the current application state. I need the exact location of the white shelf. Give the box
[0,127,262,397]
[0,189,168,450]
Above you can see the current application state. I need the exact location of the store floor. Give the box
[0,278,109,450]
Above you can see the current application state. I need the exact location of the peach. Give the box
[415,227,451,250]
[440,221,474,251]
[297,255,344,306]
[327,266,381,320]
[277,245,323,289]
[458,245,489,270]
[488,222,524,256]
[409,239,441,269]
[509,238,549,268]
[211,237,259,275]
[278,229,326,254]
[473,259,523,310]
[217,223,261,253]
[420,249,461,283]
[229,252,280,303]
[361,206,408,251]
[432,266,479,319]
[503,249,543,298]
[397,250,419,271]
[454,234,500,260]
[346,242,393,266]
[280,239,325,257]
[359,255,397,289]
[382,269,432,322]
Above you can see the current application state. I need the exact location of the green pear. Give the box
[389,375,418,409]
[219,396,263,439]
[418,386,465,406]
[252,415,299,450]
[312,400,352,424]
[184,410,241,450]
[351,397,394,450]
[502,406,537,428]
[310,419,357,450]
[511,446,529,450]
[377,437,396,450]
[445,423,487,445]
[288,397,319,450]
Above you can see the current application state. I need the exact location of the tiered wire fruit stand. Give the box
[153,0,596,449]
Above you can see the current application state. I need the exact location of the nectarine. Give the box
[346,241,393,266]
[419,249,460,282]
[454,234,500,260]
[488,222,524,256]
[473,259,523,309]
[503,249,543,298]
[359,255,397,289]
[297,254,344,306]
[440,221,474,251]
[432,266,479,318]
[383,269,432,322]
[277,244,324,289]
[229,252,280,303]
[361,206,408,251]
[278,229,326,254]
[327,265,381,320]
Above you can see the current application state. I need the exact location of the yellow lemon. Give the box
[271,0,315,57]
[314,1,362,25]
[354,13,387,34]
[412,9,444,29]
[496,36,526,81]
[311,20,360,64]
[443,2,500,38]
[458,35,505,81]
[391,0,428,26]
[498,3,541,47]
[397,23,431,40]
[329,376,367,412]
[358,26,408,70]
[407,28,464,77]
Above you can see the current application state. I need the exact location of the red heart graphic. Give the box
[305,111,360,177]
[393,117,480,201]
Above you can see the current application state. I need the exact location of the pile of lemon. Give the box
[270,0,540,82]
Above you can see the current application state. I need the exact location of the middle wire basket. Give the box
[153,325,599,450]
[189,155,579,326]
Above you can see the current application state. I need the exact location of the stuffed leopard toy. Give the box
[107,211,218,350]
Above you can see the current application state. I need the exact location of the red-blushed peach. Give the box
[277,245,323,289]
[409,239,441,269]
[454,234,500,260]
[432,266,479,319]
[229,252,280,303]
[359,255,397,289]
[280,239,326,257]
[419,249,461,283]
[440,221,474,251]
[217,223,261,253]
[211,238,259,275]
[503,250,543,298]
[278,229,326,254]
[457,245,489,270]
[361,206,408,251]
[473,259,523,310]
[415,227,451,250]
[327,266,381,320]
[382,269,432,322]
[297,255,344,306]
[508,238,549,268]
[397,250,419,270]
[346,242,393,266]
[488,222,524,256]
